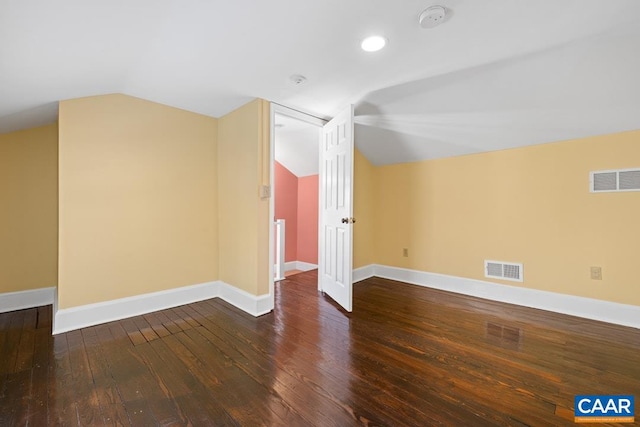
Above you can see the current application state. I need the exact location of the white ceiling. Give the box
[274,114,319,177]
[1,1,639,165]
[354,18,640,165]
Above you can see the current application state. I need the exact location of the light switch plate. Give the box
[260,185,271,199]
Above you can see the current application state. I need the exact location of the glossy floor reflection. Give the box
[1,270,639,425]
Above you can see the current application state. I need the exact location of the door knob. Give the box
[341,217,349,224]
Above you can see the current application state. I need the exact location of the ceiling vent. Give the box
[590,168,640,193]
[485,260,523,282]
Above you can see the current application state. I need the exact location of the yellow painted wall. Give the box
[58,94,218,308]
[374,130,640,306]
[353,149,375,269]
[0,124,58,293]
[218,99,271,295]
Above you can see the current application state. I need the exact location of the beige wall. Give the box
[0,124,58,294]
[373,130,640,306]
[218,99,271,295]
[353,148,375,269]
[5,97,633,316]
[58,94,218,308]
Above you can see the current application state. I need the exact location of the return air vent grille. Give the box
[485,260,523,282]
[591,168,640,193]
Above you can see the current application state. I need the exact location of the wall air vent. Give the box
[485,260,523,282]
[591,168,640,193]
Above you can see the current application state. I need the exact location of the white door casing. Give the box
[268,103,326,312]
[318,105,354,312]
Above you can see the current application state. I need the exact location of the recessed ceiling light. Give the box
[361,35,387,52]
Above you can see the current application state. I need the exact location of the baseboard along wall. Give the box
[0,287,55,314]
[284,260,318,272]
[52,280,272,335]
[9,263,636,334]
[353,264,640,330]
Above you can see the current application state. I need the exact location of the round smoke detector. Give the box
[419,5,447,29]
[289,74,307,86]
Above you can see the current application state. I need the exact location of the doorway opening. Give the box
[269,103,356,314]
[269,105,325,295]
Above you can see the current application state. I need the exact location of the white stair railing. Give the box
[274,219,285,280]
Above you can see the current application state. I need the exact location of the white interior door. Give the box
[319,105,354,312]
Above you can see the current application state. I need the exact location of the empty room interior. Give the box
[1,1,639,425]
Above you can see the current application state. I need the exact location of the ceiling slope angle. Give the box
[274,114,320,177]
[354,21,640,166]
[0,0,639,156]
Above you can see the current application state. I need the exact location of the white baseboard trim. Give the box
[54,281,219,335]
[53,281,273,334]
[0,287,55,313]
[218,281,273,317]
[284,261,318,272]
[353,265,375,283]
[354,264,640,329]
[296,261,318,271]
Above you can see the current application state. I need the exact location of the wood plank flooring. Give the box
[1,271,639,426]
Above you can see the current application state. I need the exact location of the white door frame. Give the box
[268,103,327,306]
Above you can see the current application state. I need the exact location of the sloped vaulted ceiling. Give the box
[1,0,639,165]
[354,22,640,165]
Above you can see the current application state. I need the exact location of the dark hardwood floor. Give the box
[1,270,639,426]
